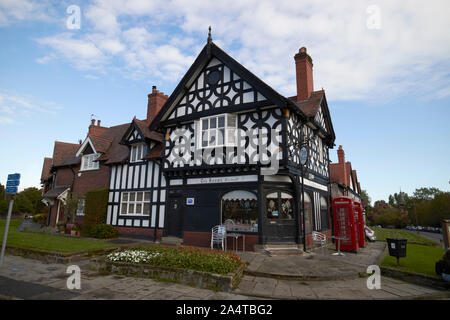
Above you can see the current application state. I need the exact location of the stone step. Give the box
[160,236,183,246]
[255,244,304,256]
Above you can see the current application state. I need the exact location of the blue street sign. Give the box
[6,180,20,187]
[5,186,18,194]
[7,173,20,181]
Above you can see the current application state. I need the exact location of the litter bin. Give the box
[386,238,407,265]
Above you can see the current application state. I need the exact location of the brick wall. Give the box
[115,226,163,240]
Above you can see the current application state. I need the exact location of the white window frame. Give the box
[199,114,237,149]
[81,153,100,171]
[76,198,85,216]
[130,143,148,163]
[120,191,151,216]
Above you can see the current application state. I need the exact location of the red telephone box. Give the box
[332,197,359,252]
[353,200,366,248]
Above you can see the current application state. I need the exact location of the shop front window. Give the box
[221,190,258,232]
[266,191,294,220]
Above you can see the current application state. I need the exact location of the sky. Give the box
[0,0,449,204]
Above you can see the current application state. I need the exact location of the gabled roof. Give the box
[52,141,80,167]
[149,41,299,130]
[96,123,130,164]
[148,41,335,146]
[121,118,163,145]
[41,157,53,182]
[289,90,336,144]
[90,135,112,153]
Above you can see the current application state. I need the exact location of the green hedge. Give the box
[87,224,119,239]
[82,187,110,237]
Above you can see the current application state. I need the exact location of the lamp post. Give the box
[299,142,309,252]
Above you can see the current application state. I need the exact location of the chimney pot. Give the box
[337,146,345,164]
[294,46,314,101]
[97,120,101,126]
[91,119,95,125]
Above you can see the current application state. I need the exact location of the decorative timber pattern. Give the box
[164,108,283,170]
[167,58,268,120]
[314,106,327,133]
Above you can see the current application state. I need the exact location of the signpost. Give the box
[0,173,20,268]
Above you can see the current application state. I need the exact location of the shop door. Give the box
[167,197,183,237]
[264,190,297,243]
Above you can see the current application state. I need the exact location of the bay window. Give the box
[199,114,237,148]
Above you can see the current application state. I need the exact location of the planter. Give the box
[71,230,77,236]
[89,258,245,292]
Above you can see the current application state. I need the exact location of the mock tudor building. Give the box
[41,35,338,251]
[148,36,336,250]
[40,89,167,228]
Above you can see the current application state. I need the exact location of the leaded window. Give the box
[81,153,100,170]
[130,143,148,163]
[120,191,151,215]
[200,114,237,148]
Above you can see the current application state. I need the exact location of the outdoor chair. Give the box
[312,231,327,255]
[210,225,226,251]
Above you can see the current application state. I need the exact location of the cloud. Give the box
[0,90,62,124]
[32,0,450,101]
[0,0,54,27]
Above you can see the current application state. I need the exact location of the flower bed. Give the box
[106,246,243,275]
[91,246,246,292]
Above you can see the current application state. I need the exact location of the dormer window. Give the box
[81,153,100,171]
[199,114,237,148]
[130,143,147,163]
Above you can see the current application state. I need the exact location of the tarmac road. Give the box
[404,229,444,247]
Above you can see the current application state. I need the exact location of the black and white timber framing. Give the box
[144,40,336,247]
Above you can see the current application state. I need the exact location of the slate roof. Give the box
[40,157,53,182]
[289,90,325,117]
[95,123,131,164]
[52,141,81,167]
[134,119,164,142]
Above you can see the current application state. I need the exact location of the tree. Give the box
[0,183,9,216]
[373,207,410,228]
[413,187,443,201]
[12,187,45,215]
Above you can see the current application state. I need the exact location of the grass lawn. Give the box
[371,227,439,247]
[381,243,445,277]
[0,219,115,253]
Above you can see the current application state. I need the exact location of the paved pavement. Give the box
[0,241,448,300]
[237,241,387,280]
[0,255,260,300]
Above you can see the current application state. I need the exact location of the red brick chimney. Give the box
[337,145,345,164]
[89,118,108,137]
[294,47,314,101]
[147,86,168,125]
